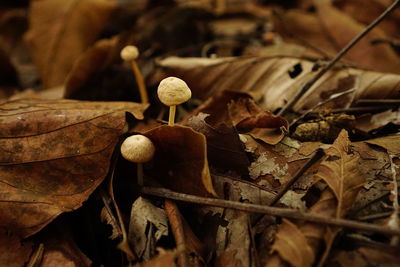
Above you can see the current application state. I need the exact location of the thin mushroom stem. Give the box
[131,60,148,104]
[137,162,144,186]
[169,105,176,126]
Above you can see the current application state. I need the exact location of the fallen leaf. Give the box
[24,0,117,88]
[0,229,33,267]
[270,219,315,267]
[187,112,250,176]
[355,109,400,133]
[365,134,400,155]
[316,130,365,218]
[228,97,288,145]
[156,56,400,113]
[0,98,145,237]
[129,197,168,260]
[144,125,216,197]
[136,249,178,267]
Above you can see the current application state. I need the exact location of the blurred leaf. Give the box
[156,56,400,112]
[25,0,117,88]
[144,125,216,197]
[0,98,145,237]
[270,219,314,267]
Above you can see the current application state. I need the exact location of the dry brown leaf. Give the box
[273,6,400,73]
[144,125,217,197]
[365,134,400,155]
[186,112,250,176]
[270,219,315,267]
[0,229,33,267]
[333,0,400,37]
[228,97,288,145]
[24,0,116,89]
[313,0,400,73]
[156,56,400,113]
[0,98,145,237]
[136,249,178,267]
[266,131,364,267]
[65,36,119,98]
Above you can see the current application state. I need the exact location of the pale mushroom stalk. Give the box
[121,45,149,104]
[168,105,176,126]
[157,77,192,126]
[121,135,155,186]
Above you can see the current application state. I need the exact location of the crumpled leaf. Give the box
[228,97,288,145]
[0,98,145,237]
[129,197,168,260]
[355,109,400,133]
[156,56,400,113]
[144,125,216,197]
[24,0,117,88]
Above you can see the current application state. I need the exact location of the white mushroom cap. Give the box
[121,135,155,163]
[157,77,192,106]
[120,45,139,61]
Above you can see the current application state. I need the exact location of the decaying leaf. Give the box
[129,197,168,260]
[24,0,117,88]
[156,56,400,113]
[0,98,145,237]
[136,249,178,267]
[144,125,216,197]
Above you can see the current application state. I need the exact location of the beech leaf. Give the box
[0,98,145,237]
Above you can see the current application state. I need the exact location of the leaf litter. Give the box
[1,0,400,266]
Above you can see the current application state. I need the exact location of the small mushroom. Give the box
[121,134,155,186]
[121,45,149,104]
[157,77,192,126]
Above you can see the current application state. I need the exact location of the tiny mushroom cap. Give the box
[121,135,155,163]
[120,45,139,61]
[157,77,192,106]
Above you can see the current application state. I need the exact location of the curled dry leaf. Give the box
[228,97,289,145]
[25,0,117,89]
[156,56,400,113]
[0,98,145,237]
[144,125,217,197]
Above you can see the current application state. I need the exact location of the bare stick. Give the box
[277,0,400,117]
[269,149,324,206]
[141,187,400,236]
[165,200,189,267]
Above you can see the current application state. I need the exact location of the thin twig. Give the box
[141,187,400,236]
[269,149,324,206]
[277,0,400,117]
[388,154,399,245]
